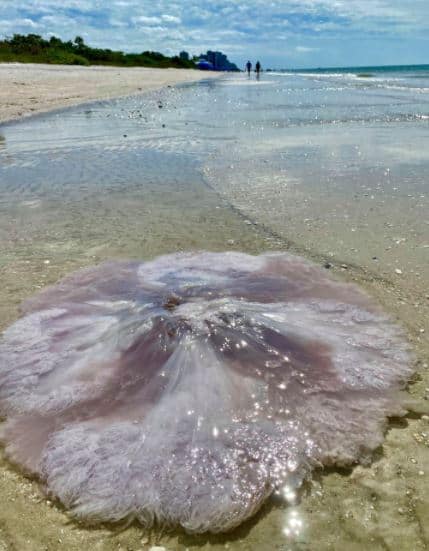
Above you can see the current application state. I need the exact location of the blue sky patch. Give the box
[0,0,428,68]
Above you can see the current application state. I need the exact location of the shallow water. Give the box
[0,73,428,550]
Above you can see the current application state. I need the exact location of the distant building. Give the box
[179,51,190,61]
[198,50,239,72]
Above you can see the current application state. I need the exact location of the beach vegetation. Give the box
[0,34,195,69]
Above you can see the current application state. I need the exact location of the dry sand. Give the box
[0,63,218,123]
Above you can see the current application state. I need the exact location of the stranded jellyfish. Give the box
[0,252,412,533]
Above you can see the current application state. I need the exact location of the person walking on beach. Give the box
[246,60,252,76]
[255,61,262,79]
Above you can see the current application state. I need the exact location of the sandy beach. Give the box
[0,63,218,123]
[0,70,428,550]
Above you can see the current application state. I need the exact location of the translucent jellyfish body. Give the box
[0,252,412,533]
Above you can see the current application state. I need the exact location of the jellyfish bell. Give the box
[0,252,413,533]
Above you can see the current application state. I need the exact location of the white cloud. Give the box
[295,46,319,53]
[0,17,39,31]
[0,0,428,67]
[133,15,162,25]
[161,14,181,24]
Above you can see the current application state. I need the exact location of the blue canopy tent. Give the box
[196,59,214,71]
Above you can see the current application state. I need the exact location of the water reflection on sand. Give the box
[0,73,428,550]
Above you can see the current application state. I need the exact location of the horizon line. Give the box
[269,62,429,72]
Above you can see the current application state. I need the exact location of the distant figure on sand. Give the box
[255,61,262,79]
[246,60,252,76]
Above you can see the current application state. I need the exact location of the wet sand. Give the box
[0,63,219,124]
[0,74,428,550]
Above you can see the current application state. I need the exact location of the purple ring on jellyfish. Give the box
[0,251,412,533]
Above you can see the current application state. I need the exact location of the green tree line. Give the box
[0,34,195,69]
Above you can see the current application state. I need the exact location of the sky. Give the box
[1,0,429,69]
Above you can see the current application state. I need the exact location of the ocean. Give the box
[280,63,429,90]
